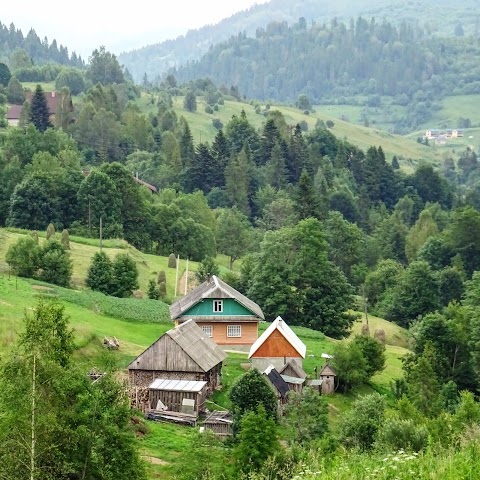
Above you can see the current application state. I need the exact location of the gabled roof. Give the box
[319,364,336,377]
[264,365,289,398]
[279,359,307,379]
[6,104,22,120]
[127,319,226,372]
[248,316,306,359]
[169,275,264,320]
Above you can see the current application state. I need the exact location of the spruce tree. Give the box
[29,84,52,132]
[86,251,114,295]
[293,170,321,219]
[147,279,160,299]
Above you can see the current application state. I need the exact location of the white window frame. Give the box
[201,325,213,337]
[227,325,242,338]
[213,300,223,313]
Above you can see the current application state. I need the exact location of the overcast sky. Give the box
[1,0,268,59]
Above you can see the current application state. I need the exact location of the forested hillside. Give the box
[119,0,478,82]
[174,18,480,131]
[0,21,84,67]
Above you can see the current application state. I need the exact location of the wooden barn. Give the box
[128,320,227,410]
[249,316,307,371]
[148,379,208,414]
[170,275,264,350]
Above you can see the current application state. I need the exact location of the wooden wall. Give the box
[129,335,204,373]
[197,321,258,345]
[149,388,207,414]
[251,329,302,358]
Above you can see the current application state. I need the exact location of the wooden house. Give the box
[148,379,208,414]
[319,364,336,394]
[128,320,226,410]
[169,275,264,350]
[249,316,306,371]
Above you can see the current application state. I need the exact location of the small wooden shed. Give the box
[203,411,233,438]
[319,364,336,394]
[249,317,306,371]
[279,359,307,393]
[148,379,208,414]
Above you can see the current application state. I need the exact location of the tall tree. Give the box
[29,85,52,132]
[293,170,321,220]
[87,46,125,84]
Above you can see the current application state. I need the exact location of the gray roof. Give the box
[127,319,226,372]
[149,379,207,393]
[319,364,336,377]
[264,365,290,398]
[279,360,307,379]
[281,375,305,385]
[169,275,264,320]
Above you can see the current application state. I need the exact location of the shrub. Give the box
[168,253,177,268]
[352,334,386,378]
[212,118,223,130]
[326,120,335,128]
[38,240,73,287]
[213,104,219,111]
[6,237,41,277]
[304,110,310,115]
[205,105,214,114]
[111,254,139,298]
[218,98,224,105]
[339,392,386,450]
[332,341,368,392]
[147,279,160,300]
[46,223,56,240]
[376,417,428,452]
[299,120,308,131]
[195,257,219,283]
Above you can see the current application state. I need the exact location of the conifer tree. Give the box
[211,129,230,171]
[183,89,197,112]
[265,142,288,189]
[147,279,160,299]
[29,84,52,132]
[293,170,321,219]
[86,251,113,295]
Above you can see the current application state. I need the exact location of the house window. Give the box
[213,300,223,313]
[227,325,242,338]
[201,325,213,337]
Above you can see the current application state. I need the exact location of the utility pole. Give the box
[184,258,189,295]
[88,198,91,236]
[30,355,36,480]
[174,255,180,298]
[362,284,369,326]
[99,217,103,252]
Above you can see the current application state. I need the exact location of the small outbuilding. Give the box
[319,364,336,394]
[264,365,290,406]
[279,359,307,393]
[148,379,208,414]
[249,316,306,371]
[203,410,233,438]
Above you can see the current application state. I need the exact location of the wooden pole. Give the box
[174,255,180,298]
[184,258,189,295]
[88,198,91,236]
[30,355,36,480]
[362,284,369,326]
[99,217,103,252]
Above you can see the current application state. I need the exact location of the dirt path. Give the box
[141,456,169,465]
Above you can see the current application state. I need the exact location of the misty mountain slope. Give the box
[118,0,478,81]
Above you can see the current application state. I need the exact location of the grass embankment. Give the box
[0,227,199,301]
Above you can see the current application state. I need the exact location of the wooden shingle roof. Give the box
[169,275,264,320]
[127,319,226,373]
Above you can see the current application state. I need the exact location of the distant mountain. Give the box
[119,0,479,82]
[0,21,84,68]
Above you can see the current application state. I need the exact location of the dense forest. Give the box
[119,0,479,82]
[0,21,84,68]
[173,17,480,131]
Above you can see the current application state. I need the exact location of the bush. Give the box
[213,104,219,111]
[304,110,310,115]
[147,279,160,300]
[218,98,224,105]
[111,254,139,298]
[332,341,369,392]
[299,120,308,131]
[168,253,177,268]
[375,417,428,452]
[205,105,214,114]
[352,335,386,378]
[339,393,386,450]
[195,257,219,283]
[6,237,41,277]
[326,120,335,128]
[212,118,223,130]
[86,252,114,295]
[38,240,73,287]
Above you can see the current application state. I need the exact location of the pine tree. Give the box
[259,119,280,165]
[225,149,251,216]
[179,121,195,168]
[265,142,288,189]
[186,143,217,193]
[29,84,52,132]
[211,129,230,172]
[293,170,321,219]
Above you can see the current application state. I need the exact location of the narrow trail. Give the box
[177,270,197,296]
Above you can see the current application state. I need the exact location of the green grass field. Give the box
[0,227,199,301]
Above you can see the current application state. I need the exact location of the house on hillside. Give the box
[128,319,226,411]
[249,316,306,371]
[169,275,264,350]
[6,90,73,127]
